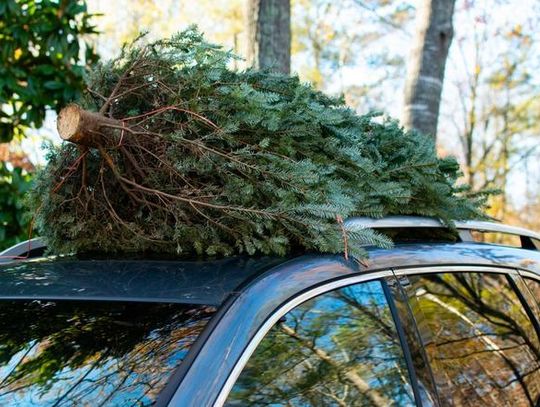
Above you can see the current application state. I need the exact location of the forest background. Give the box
[1,0,539,249]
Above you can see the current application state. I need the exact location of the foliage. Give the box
[0,0,99,141]
[31,28,487,258]
[0,162,32,250]
[451,8,540,222]
[292,0,413,104]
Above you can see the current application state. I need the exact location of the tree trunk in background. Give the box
[247,0,291,74]
[402,0,456,139]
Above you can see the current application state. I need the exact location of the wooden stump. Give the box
[57,105,122,148]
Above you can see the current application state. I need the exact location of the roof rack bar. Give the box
[345,216,540,243]
[454,220,540,241]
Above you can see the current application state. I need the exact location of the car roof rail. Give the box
[0,237,47,264]
[1,217,538,263]
[345,216,540,250]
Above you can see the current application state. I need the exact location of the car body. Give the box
[1,216,540,406]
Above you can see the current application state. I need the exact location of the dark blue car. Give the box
[1,216,540,406]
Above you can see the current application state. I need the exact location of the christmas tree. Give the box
[31,28,487,258]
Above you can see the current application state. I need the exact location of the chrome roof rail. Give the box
[346,216,540,245]
[453,220,540,242]
[0,237,47,264]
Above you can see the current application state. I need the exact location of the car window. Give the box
[524,277,540,307]
[0,300,216,406]
[406,272,540,406]
[226,279,416,406]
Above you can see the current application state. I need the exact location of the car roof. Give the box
[2,216,539,306]
[1,241,539,306]
[0,256,287,305]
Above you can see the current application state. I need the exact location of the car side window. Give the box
[225,279,416,406]
[524,277,540,308]
[405,272,540,406]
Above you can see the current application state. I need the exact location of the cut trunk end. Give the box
[57,105,122,148]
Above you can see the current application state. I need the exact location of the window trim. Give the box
[518,270,540,282]
[392,265,519,277]
[387,274,443,406]
[213,270,394,406]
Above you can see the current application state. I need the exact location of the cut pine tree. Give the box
[31,27,489,258]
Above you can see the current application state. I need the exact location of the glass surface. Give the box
[524,277,540,308]
[226,280,416,406]
[407,272,540,406]
[0,300,215,406]
[387,277,438,406]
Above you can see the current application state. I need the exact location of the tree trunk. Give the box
[402,0,456,139]
[247,0,291,74]
[57,104,122,148]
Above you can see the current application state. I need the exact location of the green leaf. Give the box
[43,80,64,90]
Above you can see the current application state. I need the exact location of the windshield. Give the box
[0,300,215,406]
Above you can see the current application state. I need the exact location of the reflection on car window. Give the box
[0,300,215,406]
[408,272,540,406]
[524,277,540,310]
[226,280,416,406]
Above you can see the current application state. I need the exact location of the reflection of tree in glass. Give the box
[411,272,540,406]
[0,300,215,406]
[524,278,540,320]
[227,280,415,406]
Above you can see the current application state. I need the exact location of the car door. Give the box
[395,266,540,406]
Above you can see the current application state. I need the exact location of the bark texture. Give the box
[402,0,456,139]
[247,0,291,74]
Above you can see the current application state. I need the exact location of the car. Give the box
[0,216,540,406]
